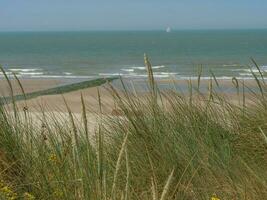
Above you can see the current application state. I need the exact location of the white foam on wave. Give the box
[231,68,249,72]
[131,67,145,70]
[152,65,166,69]
[232,65,267,73]
[0,72,13,75]
[131,65,166,70]
[8,68,40,72]
[249,69,260,73]
[154,72,178,75]
[231,68,256,73]
[63,72,72,75]
[19,72,44,75]
[247,66,267,73]
[239,73,253,76]
[121,68,134,72]
[99,73,122,76]
[175,76,258,80]
[223,64,240,67]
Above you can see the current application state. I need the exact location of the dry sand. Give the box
[15,85,115,114]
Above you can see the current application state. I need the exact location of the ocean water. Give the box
[1,30,267,80]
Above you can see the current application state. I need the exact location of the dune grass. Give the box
[0,57,267,199]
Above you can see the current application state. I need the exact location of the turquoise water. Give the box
[1,30,267,79]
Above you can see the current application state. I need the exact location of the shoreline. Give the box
[0,76,262,98]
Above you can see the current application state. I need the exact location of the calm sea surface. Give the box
[1,30,267,80]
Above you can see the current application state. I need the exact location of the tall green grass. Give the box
[0,58,267,199]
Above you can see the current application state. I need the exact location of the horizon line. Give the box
[0,27,267,33]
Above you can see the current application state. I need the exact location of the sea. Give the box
[1,30,267,80]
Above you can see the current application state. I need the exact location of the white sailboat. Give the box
[166,27,171,33]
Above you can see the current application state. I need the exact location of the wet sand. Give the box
[0,79,65,96]
[1,78,261,115]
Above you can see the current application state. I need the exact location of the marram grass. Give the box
[0,57,267,199]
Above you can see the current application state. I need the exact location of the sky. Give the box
[0,0,267,31]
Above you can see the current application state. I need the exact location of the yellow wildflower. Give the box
[23,192,35,200]
[211,194,220,200]
[48,153,58,164]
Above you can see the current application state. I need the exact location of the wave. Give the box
[8,68,40,72]
[0,72,261,81]
[231,68,249,72]
[152,65,166,69]
[260,65,267,71]
[0,72,13,75]
[154,72,178,75]
[231,65,267,73]
[19,72,44,75]
[131,65,165,70]
[99,73,122,76]
[99,71,177,78]
[239,73,253,76]
[63,72,72,75]
[99,72,255,80]
[175,76,258,80]
[223,64,240,67]
[131,67,146,70]
[121,68,134,72]
[31,75,95,79]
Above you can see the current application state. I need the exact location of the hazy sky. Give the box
[1,0,267,31]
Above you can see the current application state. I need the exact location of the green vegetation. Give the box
[0,57,267,199]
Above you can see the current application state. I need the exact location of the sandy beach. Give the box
[0,79,65,96]
[1,77,260,115]
[0,78,114,113]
